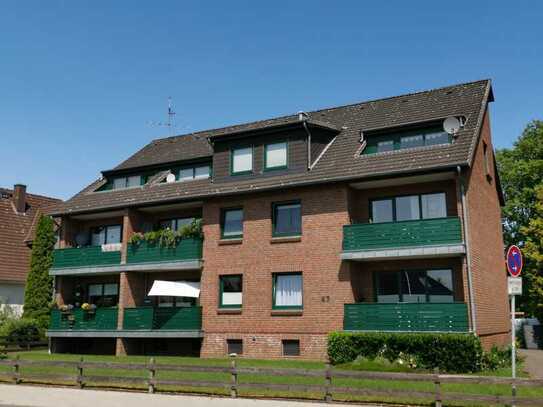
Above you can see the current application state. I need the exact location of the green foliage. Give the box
[521,186,543,322]
[481,346,514,371]
[0,318,41,342]
[496,120,543,318]
[327,332,484,373]
[22,215,56,330]
[128,219,203,247]
[0,300,17,326]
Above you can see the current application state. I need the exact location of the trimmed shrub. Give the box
[328,331,484,373]
[0,318,41,344]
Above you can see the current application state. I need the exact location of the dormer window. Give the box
[363,124,451,155]
[231,147,253,175]
[178,165,211,182]
[113,175,141,189]
[264,141,288,170]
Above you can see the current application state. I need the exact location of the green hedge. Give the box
[328,331,483,373]
[0,318,42,343]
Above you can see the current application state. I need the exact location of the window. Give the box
[112,175,142,190]
[483,142,492,180]
[159,217,196,231]
[219,275,243,308]
[363,125,451,155]
[88,283,119,307]
[370,193,447,223]
[282,340,300,356]
[221,208,243,239]
[265,141,288,170]
[273,273,303,309]
[157,295,196,308]
[421,193,447,219]
[178,165,211,182]
[272,202,301,237]
[90,225,122,246]
[375,269,454,303]
[227,339,243,355]
[231,147,253,175]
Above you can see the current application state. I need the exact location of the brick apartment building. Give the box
[0,184,61,315]
[46,79,509,359]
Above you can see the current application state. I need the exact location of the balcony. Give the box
[126,238,203,271]
[344,302,469,332]
[51,246,121,274]
[341,217,465,261]
[49,308,118,331]
[122,306,202,336]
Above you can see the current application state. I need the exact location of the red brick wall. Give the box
[465,108,510,348]
[200,184,352,359]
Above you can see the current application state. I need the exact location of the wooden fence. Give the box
[0,357,542,406]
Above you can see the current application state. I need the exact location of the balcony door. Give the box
[375,269,454,303]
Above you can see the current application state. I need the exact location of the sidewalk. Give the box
[0,384,369,407]
[520,349,543,379]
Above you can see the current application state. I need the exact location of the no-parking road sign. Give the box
[506,245,523,277]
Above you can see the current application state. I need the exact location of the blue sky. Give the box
[0,1,541,200]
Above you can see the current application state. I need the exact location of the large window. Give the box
[273,273,303,309]
[159,217,197,231]
[221,208,243,239]
[265,142,288,170]
[272,201,301,237]
[178,165,211,182]
[219,275,243,308]
[90,224,122,246]
[375,269,454,303]
[88,283,119,307]
[370,192,446,223]
[231,147,253,175]
[363,125,451,155]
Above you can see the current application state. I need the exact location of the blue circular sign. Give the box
[507,245,523,277]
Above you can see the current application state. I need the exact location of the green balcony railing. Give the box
[123,306,202,331]
[49,308,119,331]
[342,217,463,252]
[344,302,469,332]
[127,238,203,265]
[52,246,121,269]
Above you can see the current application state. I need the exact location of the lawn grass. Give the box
[0,350,540,406]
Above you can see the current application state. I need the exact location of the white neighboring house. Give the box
[0,184,61,317]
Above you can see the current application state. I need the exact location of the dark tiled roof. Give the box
[50,79,493,216]
[0,188,61,283]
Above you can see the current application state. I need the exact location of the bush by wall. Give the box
[328,332,484,373]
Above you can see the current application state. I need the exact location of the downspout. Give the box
[457,165,477,333]
[299,112,312,170]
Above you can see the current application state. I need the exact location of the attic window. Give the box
[362,124,451,155]
[96,172,156,192]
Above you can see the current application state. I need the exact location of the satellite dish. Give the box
[75,232,89,247]
[166,173,176,183]
[443,116,461,135]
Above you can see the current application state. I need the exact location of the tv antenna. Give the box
[147,97,177,136]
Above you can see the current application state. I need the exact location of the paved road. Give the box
[520,349,543,379]
[0,384,369,407]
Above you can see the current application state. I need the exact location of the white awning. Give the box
[147,280,200,298]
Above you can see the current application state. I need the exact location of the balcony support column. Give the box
[121,208,142,264]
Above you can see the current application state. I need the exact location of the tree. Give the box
[521,186,543,322]
[23,215,56,330]
[496,120,543,317]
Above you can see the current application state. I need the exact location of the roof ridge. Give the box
[151,79,491,144]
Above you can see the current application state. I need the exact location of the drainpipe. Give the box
[457,166,477,333]
[299,112,312,170]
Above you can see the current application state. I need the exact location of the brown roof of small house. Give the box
[0,188,61,283]
[49,79,494,216]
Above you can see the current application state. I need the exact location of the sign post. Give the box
[506,245,523,406]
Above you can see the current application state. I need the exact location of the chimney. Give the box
[13,184,27,213]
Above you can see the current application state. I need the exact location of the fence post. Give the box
[230,357,238,398]
[433,368,442,407]
[148,357,156,394]
[324,361,332,403]
[12,355,20,384]
[511,379,517,407]
[77,357,84,389]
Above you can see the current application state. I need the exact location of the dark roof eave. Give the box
[101,155,213,177]
[48,162,468,217]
